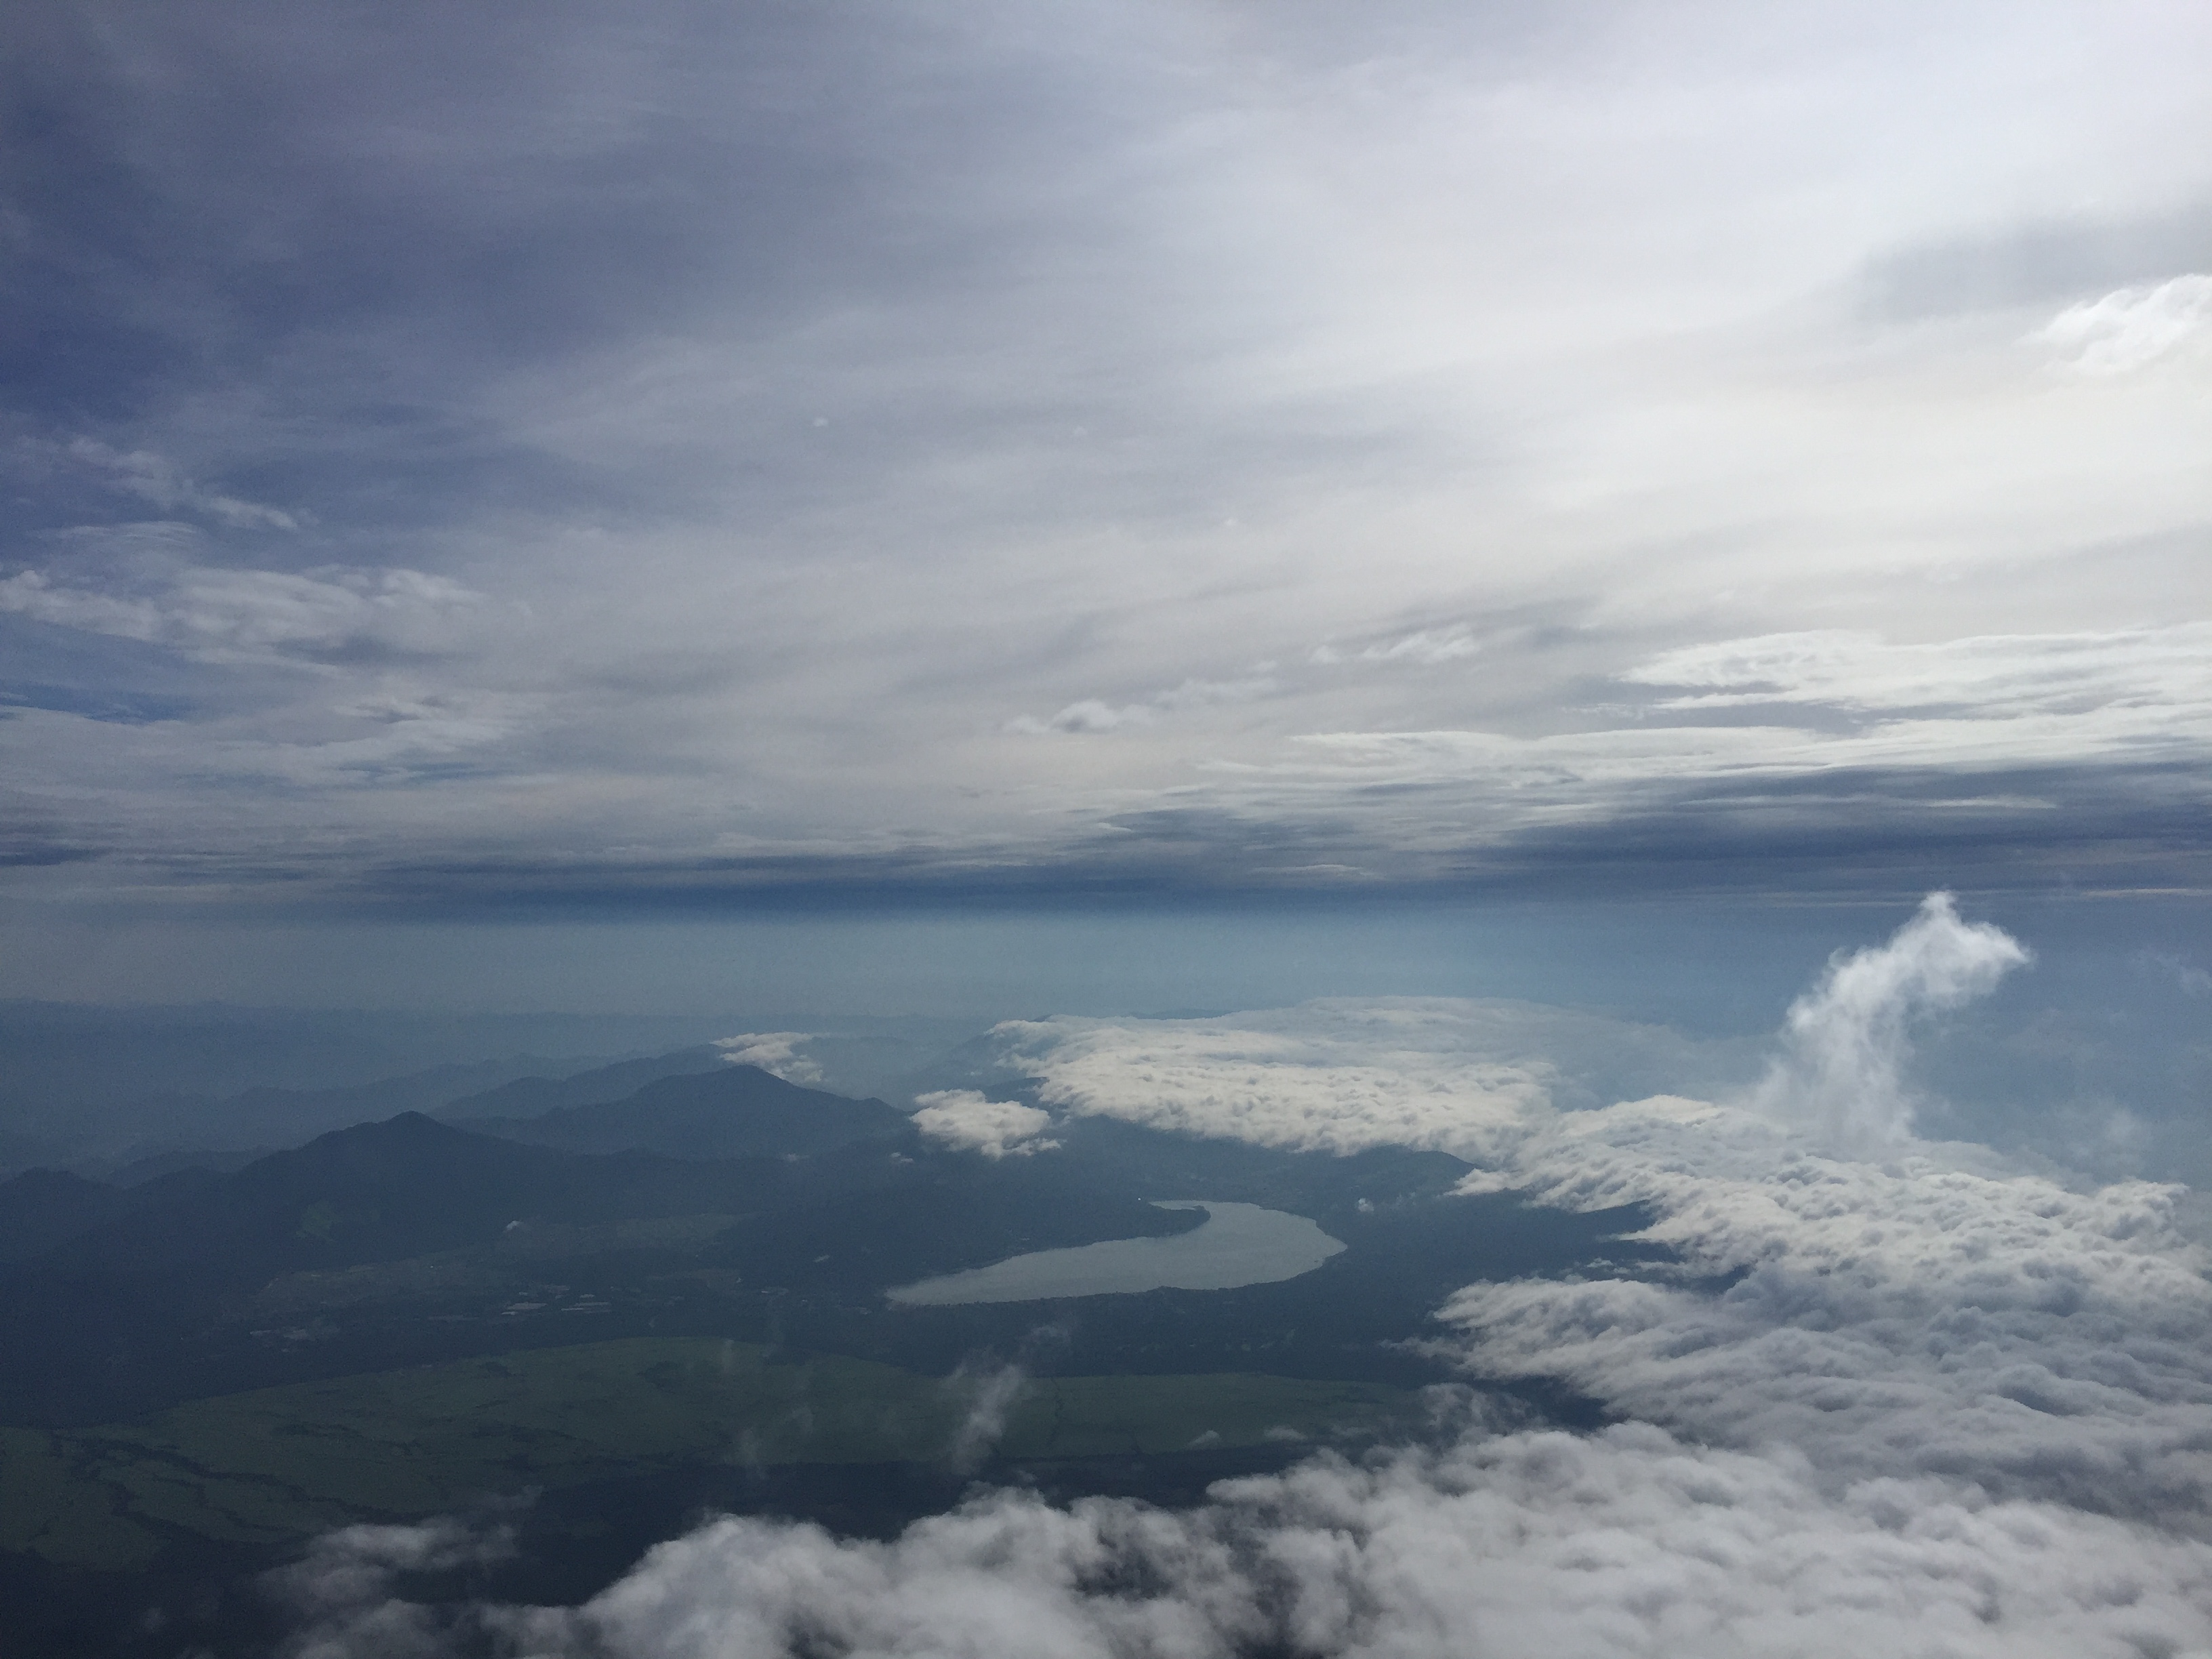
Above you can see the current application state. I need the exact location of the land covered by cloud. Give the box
[279,897,2212,1656]
[3,1,2209,920]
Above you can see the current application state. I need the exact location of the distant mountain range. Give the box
[1,1048,739,1182]
[0,1053,647,1179]
[434,1046,729,1120]
[0,1061,1212,1425]
[0,1055,1668,1659]
[456,1063,912,1158]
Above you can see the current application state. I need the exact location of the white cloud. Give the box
[279,898,2212,1656]
[2034,274,2212,375]
[1313,627,1483,668]
[996,1001,1558,1158]
[1010,677,1279,737]
[60,438,301,530]
[295,1430,2212,1659]
[943,1361,1030,1470]
[266,1515,514,1657]
[0,558,487,664]
[910,1090,1059,1158]
[1750,890,2032,1155]
[714,1032,823,1086]
[1622,626,2212,722]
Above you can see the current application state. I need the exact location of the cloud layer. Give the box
[3,1,2209,918]
[279,897,2212,1657]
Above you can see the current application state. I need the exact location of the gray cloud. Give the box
[3,2,2209,918]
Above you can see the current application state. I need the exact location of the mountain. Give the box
[464,1063,913,1159]
[0,1113,807,1423]
[436,1046,726,1120]
[1,1051,665,1179]
[77,1054,617,1163]
[28,1113,780,1283]
[0,1168,139,1262]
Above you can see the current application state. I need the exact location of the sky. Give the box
[7,14,2212,1647]
[3,0,2209,1012]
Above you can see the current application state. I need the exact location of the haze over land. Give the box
[1,2,2209,1656]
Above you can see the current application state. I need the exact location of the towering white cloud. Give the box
[1751,890,2032,1155]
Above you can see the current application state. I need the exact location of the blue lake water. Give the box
[885,1201,1347,1306]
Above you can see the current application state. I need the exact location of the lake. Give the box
[885,1201,1347,1306]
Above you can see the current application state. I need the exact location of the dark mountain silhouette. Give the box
[7,1052,645,1179]
[436,1046,726,1121]
[464,1064,912,1159]
[29,1114,786,1284]
[0,1113,813,1423]
[0,1168,139,1263]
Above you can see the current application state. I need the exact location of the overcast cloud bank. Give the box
[4,1,2209,926]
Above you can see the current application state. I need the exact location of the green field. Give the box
[0,1338,1418,1570]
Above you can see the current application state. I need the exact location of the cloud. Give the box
[910,1090,1059,1158]
[996,1002,1557,1158]
[3,7,2209,911]
[53,438,302,531]
[277,898,2212,1656]
[942,1360,1030,1471]
[1622,626,2212,720]
[714,1032,823,1086]
[1443,1102,2212,1520]
[1750,890,2032,1155]
[2137,950,2212,998]
[0,556,488,665]
[1010,677,1278,736]
[265,1515,514,1658]
[2033,274,2212,373]
[1312,626,1483,667]
[293,1432,2212,1659]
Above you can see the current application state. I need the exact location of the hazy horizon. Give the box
[3,4,2209,1656]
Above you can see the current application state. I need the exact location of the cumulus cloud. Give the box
[910,1090,1059,1158]
[2033,274,2212,374]
[1751,890,2032,1155]
[714,1032,823,1086]
[293,1431,2212,1659]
